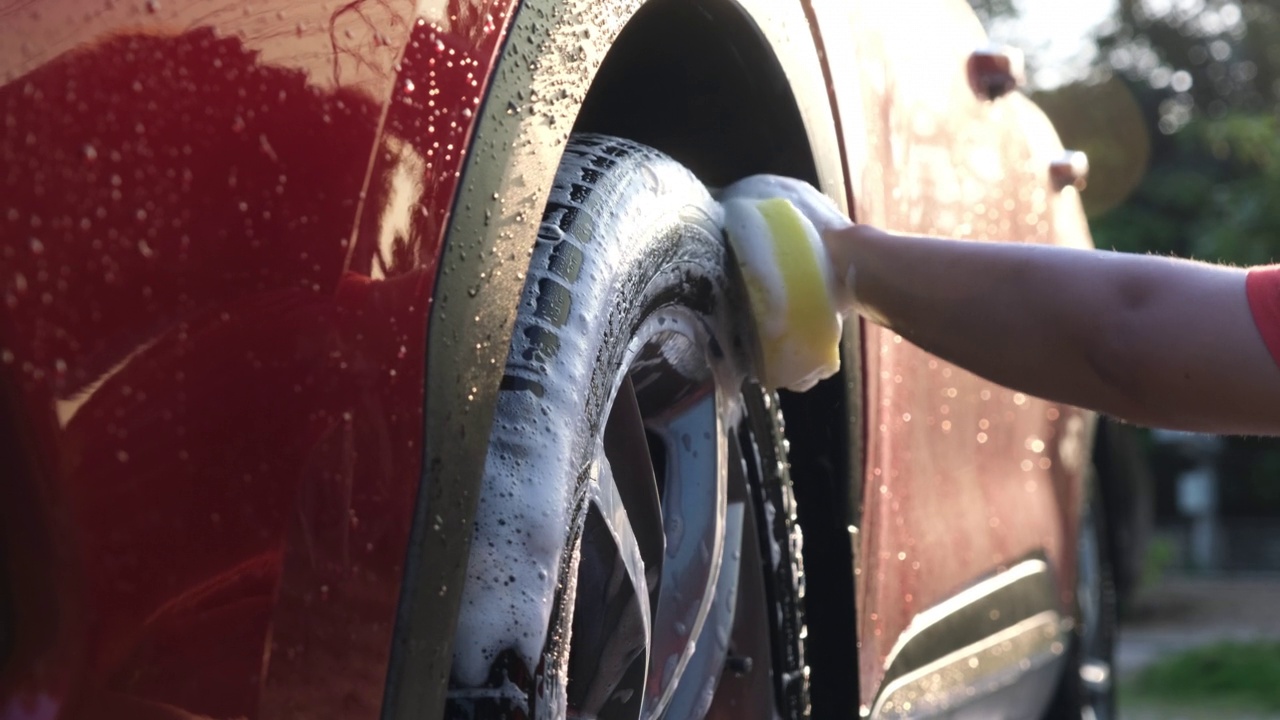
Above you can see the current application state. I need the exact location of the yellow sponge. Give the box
[721,196,843,392]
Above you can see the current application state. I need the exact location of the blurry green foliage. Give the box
[1097,0,1280,118]
[1090,114,1280,266]
[1080,0,1280,265]
[1126,640,1280,710]
[1139,535,1175,591]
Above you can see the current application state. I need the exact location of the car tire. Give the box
[1046,470,1117,720]
[446,134,809,720]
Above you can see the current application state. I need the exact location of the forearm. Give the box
[826,225,1276,432]
[832,226,1122,411]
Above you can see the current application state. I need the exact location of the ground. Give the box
[1117,575,1280,720]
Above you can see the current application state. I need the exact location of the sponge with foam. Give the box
[718,176,855,392]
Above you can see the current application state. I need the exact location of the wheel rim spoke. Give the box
[640,387,727,718]
[567,453,653,718]
[661,499,744,719]
[662,419,757,718]
[603,376,666,585]
[569,375,785,720]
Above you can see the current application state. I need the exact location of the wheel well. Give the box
[572,4,859,715]
[572,0,819,188]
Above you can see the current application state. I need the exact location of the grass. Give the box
[1138,535,1177,594]
[1122,641,1280,712]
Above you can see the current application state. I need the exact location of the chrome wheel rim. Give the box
[562,306,781,720]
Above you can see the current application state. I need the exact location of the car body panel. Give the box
[0,0,516,716]
[0,0,1095,718]
[809,0,1096,709]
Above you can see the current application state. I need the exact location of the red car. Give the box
[0,0,1115,718]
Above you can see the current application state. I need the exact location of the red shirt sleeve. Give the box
[1246,265,1280,368]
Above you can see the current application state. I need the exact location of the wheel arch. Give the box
[572,0,819,187]
[389,0,862,716]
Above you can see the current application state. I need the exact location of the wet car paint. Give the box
[0,0,1097,717]
[0,0,516,716]
[809,0,1095,707]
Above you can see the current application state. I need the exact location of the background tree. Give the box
[966,0,1020,28]
[1082,0,1280,266]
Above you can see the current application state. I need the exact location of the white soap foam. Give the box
[719,175,855,313]
[718,174,853,236]
[720,198,790,339]
[453,228,617,688]
[719,191,845,392]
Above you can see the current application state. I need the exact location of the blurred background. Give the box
[968,0,1280,716]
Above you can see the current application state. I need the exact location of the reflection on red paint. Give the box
[0,0,517,716]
